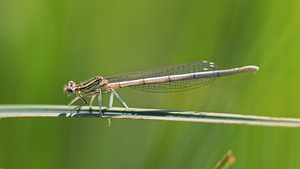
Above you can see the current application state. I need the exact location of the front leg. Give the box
[75,96,87,110]
[69,95,87,113]
[68,96,80,106]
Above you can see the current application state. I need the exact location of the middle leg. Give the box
[97,89,103,116]
[108,92,114,108]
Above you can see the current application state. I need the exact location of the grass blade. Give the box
[0,105,300,127]
[214,150,235,169]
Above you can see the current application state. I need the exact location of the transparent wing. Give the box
[105,60,219,93]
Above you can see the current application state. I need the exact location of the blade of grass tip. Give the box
[214,150,235,169]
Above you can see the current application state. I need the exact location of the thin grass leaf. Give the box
[0,105,300,127]
[214,150,235,169]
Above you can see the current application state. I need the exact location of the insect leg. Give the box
[109,88,128,108]
[90,95,96,107]
[108,92,114,108]
[98,89,103,116]
[68,96,80,106]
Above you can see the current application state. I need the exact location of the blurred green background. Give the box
[1,0,300,168]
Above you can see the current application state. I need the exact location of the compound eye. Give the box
[64,81,76,95]
[64,86,74,95]
[68,81,75,87]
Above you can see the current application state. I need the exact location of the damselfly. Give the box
[64,61,259,115]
